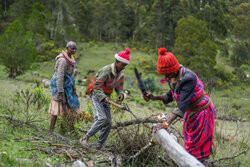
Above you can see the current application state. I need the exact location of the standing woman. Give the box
[49,41,81,134]
[144,48,215,163]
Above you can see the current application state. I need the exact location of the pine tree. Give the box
[230,2,250,40]
[180,0,228,38]
[0,20,36,78]
[173,16,217,78]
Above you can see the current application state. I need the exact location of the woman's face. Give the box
[165,71,178,79]
[67,45,77,55]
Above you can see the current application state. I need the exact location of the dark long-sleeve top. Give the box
[165,68,197,117]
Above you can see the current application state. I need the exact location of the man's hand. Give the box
[104,97,111,103]
[117,93,124,101]
[153,123,166,132]
[143,92,153,101]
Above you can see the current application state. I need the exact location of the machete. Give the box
[134,68,147,96]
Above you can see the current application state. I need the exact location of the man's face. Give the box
[67,45,77,55]
[116,61,127,72]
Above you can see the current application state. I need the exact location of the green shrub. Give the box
[240,64,250,71]
[0,20,36,78]
[233,68,247,81]
[214,65,234,82]
[230,41,249,67]
[37,41,63,62]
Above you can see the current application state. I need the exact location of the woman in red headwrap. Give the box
[144,48,215,163]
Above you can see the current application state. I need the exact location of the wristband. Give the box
[163,122,169,129]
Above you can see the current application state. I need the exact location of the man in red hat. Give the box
[79,48,131,149]
[144,48,215,163]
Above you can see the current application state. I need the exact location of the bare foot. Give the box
[79,136,88,147]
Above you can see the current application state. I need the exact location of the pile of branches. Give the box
[1,113,249,167]
[0,88,249,166]
[109,125,178,166]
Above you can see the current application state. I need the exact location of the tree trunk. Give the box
[50,28,54,40]
[4,0,7,12]
[152,129,204,167]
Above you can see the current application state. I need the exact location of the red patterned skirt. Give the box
[183,101,215,159]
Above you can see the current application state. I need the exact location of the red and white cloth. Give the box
[172,71,215,159]
[114,48,131,64]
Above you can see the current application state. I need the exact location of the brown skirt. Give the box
[48,99,81,116]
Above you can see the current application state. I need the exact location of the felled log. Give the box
[153,129,204,167]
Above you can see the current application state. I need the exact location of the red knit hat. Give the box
[114,48,131,64]
[157,48,180,75]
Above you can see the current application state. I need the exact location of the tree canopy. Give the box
[173,16,217,78]
[0,0,249,79]
[0,20,36,78]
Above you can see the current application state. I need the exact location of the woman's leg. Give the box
[49,115,57,134]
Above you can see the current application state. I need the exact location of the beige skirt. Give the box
[48,99,81,116]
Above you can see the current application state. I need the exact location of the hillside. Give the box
[0,44,249,166]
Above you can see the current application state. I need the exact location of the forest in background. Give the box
[0,1,250,166]
[0,0,249,86]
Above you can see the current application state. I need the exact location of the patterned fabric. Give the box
[51,72,80,111]
[62,50,75,66]
[54,53,75,94]
[92,63,125,102]
[183,102,215,159]
[170,69,215,159]
[172,70,205,107]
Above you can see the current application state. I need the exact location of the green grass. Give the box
[210,85,250,120]
[0,120,66,166]
[0,81,65,166]
[76,42,161,80]
[0,43,249,166]
[0,78,249,166]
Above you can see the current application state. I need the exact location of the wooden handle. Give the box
[107,100,125,110]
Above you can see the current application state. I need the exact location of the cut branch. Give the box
[208,148,249,164]
[112,116,164,129]
[216,115,246,122]
[129,138,154,160]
